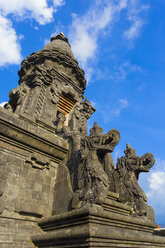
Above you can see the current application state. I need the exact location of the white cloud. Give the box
[69,0,128,71]
[0,0,54,25]
[0,101,7,107]
[124,19,144,40]
[148,171,165,192]
[68,0,148,82]
[0,15,22,66]
[124,0,150,40]
[114,61,142,82]
[119,98,129,108]
[102,98,129,124]
[0,0,65,67]
[137,83,146,91]
[89,60,142,83]
[53,0,65,8]
[139,158,165,224]
[112,99,129,118]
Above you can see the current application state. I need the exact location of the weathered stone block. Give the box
[32,205,165,248]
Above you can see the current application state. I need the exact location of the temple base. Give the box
[32,203,165,248]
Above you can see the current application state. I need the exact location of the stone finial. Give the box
[50,32,69,45]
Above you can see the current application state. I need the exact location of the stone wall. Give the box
[0,217,41,248]
[0,107,69,247]
[0,147,58,217]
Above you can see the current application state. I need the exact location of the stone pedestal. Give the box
[32,194,165,248]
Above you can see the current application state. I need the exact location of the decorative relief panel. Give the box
[25,153,50,170]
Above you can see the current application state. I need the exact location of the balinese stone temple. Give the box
[0,33,165,247]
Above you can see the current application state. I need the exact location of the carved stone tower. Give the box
[6,32,95,136]
[0,33,96,247]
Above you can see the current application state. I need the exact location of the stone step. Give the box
[103,197,132,216]
[102,191,132,216]
[106,191,119,201]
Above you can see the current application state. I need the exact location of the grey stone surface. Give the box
[32,205,165,248]
[0,216,42,248]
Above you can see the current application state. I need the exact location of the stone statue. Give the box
[5,83,29,113]
[71,122,120,209]
[56,112,66,132]
[114,144,155,220]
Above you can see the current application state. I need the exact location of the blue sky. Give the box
[0,0,165,225]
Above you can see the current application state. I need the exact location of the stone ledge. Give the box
[0,108,69,162]
[37,205,156,233]
[32,206,165,248]
[103,197,132,216]
[155,228,165,236]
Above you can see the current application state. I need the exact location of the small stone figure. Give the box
[5,84,28,113]
[115,144,155,220]
[56,112,66,132]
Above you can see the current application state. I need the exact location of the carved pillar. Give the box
[24,86,43,117]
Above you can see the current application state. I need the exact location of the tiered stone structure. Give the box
[0,33,165,247]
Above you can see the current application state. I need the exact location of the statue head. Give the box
[89,122,103,137]
[88,122,120,153]
[124,143,136,158]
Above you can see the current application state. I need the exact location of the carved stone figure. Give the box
[56,112,66,132]
[71,122,120,209]
[115,144,155,219]
[5,83,29,113]
[50,81,62,105]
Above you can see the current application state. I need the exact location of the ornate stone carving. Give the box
[71,122,120,209]
[56,112,66,132]
[18,33,86,92]
[50,82,62,104]
[27,65,53,88]
[81,99,96,120]
[5,83,29,113]
[69,99,96,135]
[26,153,50,170]
[115,144,155,219]
[3,34,96,138]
